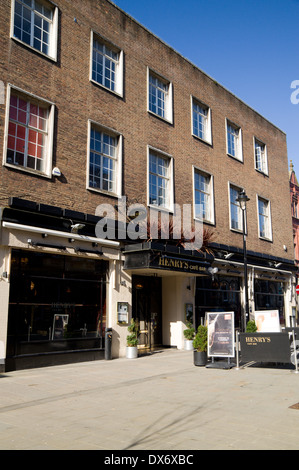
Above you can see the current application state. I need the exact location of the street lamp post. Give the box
[236,190,250,332]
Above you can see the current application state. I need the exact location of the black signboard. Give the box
[124,249,210,274]
[240,333,291,363]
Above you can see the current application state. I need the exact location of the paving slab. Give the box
[0,349,299,451]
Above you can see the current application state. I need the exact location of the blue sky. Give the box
[111,0,299,175]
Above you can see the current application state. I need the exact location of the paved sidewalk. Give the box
[0,349,299,450]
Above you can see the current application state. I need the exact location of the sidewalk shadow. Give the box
[123,402,209,450]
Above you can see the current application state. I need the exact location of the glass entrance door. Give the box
[132,275,162,351]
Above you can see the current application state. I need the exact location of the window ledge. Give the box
[194,218,215,227]
[230,227,244,235]
[4,162,51,179]
[87,186,120,199]
[192,133,212,147]
[259,236,273,243]
[255,168,269,177]
[148,203,173,214]
[90,78,123,98]
[227,153,243,163]
[11,37,57,62]
[148,110,173,125]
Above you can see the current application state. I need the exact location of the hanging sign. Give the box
[207,312,235,358]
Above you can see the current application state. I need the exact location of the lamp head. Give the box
[236,190,250,210]
[70,223,85,233]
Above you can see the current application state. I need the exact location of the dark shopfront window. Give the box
[254,279,285,326]
[195,275,241,329]
[7,250,108,357]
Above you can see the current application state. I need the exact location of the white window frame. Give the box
[226,119,243,161]
[191,96,212,145]
[257,195,272,241]
[147,146,174,212]
[10,0,58,61]
[87,120,122,198]
[3,84,55,178]
[90,31,124,97]
[192,166,215,225]
[147,69,173,124]
[229,183,244,233]
[254,137,268,175]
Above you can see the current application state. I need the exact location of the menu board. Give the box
[207,312,235,358]
[117,302,129,324]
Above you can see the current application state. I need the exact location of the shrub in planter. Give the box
[193,325,208,366]
[184,322,195,340]
[246,320,257,333]
[183,322,195,350]
[126,318,139,359]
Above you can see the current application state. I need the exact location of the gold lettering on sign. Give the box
[158,256,206,272]
[245,336,271,345]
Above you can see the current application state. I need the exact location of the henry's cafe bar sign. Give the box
[151,254,210,274]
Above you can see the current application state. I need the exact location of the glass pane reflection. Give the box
[7,250,108,354]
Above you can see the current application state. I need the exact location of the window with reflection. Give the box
[91,33,123,96]
[230,185,243,231]
[148,70,173,123]
[6,89,54,176]
[7,251,108,356]
[196,275,241,328]
[12,0,58,61]
[254,279,284,325]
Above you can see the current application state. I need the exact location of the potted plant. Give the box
[126,318,139,359]
[193,325,208,366]
[246,320,257,333]
[183,322,195,350]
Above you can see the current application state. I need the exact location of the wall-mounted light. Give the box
[71,223,85,233]
[208,267,218,276]
[52,167,61,177]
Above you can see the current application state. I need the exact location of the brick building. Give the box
[290,161,299,270]
[0,0,296,371]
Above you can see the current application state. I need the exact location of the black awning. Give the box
[123,241,213,275]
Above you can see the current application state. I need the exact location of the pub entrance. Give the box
[132,275,162,352]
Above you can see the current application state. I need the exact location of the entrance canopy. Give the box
[124,241,214,276]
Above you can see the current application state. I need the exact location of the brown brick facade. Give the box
[0,0,294,261]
